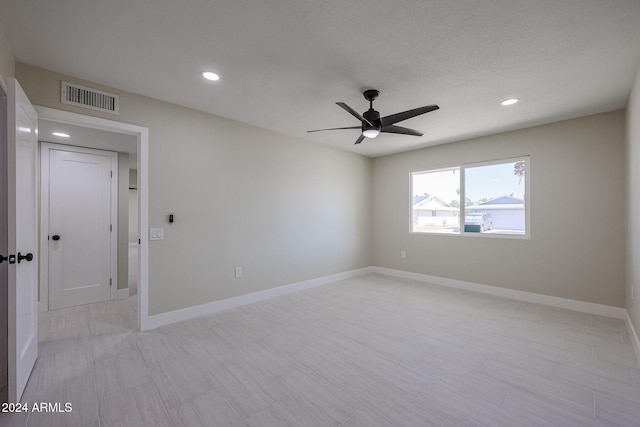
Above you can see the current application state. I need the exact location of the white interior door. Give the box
[7,78,38,401]
[45,144,117,310]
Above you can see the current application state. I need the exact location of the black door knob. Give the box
[17,252,33,263]
[51,235,61,241]
[0,255,7,264]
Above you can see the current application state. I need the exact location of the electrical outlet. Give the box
[234,267,242,278]
[401,250,406,259]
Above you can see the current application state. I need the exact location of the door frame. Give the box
[0,76,8,397]
[35,106,150,331]
[40,143,119,309]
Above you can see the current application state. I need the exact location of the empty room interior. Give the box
[2,1,640,426]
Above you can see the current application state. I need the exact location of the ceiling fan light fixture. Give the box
[362,129,380,138]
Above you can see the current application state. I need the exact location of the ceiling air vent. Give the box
[61,81,119,114]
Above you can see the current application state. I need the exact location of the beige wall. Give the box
[15,63,372,315]
[0,27,14,85]
[627,65,640,331]
[373,111,626,307]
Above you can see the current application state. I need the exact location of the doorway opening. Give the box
[35,106,149,330]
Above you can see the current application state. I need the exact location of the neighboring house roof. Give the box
[413,195,458,212]
[468,195,524,211]
[413,195,429,205]
[477,195,524,205]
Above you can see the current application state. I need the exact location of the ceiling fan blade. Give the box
[307,126,361,133]
[380,124,423,137]
[354,134,365,145]
[380,105,439,127]
[336,102,373,126]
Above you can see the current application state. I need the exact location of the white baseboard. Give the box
[147,267,374,329]
[370,267,628,320]
[117,288,130,299]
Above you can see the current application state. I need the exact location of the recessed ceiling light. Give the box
[201,71,220,81]
[53,132,70,138]
[500,98,519,106]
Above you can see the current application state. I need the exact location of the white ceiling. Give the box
[2,0,640,158]
[39,120,138,168]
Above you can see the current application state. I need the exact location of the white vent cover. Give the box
[61,81,119,114]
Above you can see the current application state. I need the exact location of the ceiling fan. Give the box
[307,89,439,144]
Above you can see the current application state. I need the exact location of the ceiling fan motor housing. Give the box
[362,109,381,132]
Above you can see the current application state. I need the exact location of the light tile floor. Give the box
[2,273,640,426]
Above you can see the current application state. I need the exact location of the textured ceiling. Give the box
[2,0,640,157]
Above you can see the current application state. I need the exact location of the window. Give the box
[411,157,529,237]
[412,167,460,234]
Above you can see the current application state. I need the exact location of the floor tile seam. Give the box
[148,378,178,427]
[562,336,633,351]
[521,340,594,362]
[492,365,597,400]
[417,382,531,427]
[96,380,168,426]
[500,384,513,406]
[506,382,596,415]
[566,325,627,340]
[243,405,275,426]
[592,391,640,424]
[337,405,363,427]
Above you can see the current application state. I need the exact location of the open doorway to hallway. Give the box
[39,123,137,311]
[35,106,149,331]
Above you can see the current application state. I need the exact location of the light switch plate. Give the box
[149,227,164,241]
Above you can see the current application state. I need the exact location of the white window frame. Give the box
[411,156,530,239]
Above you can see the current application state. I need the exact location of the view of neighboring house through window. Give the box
[412,167,461,234]
[411,157,529,237]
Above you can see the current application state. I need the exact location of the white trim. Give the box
[147,267,374,329]
[34,106,149,331]
[370,267,628,320]
[117,287,130,300]
[38,141,49,314]
[625,311,640,368]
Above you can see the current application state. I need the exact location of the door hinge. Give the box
[110,224,113,232]
[110,278,112,286]
[110,170,113,178]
